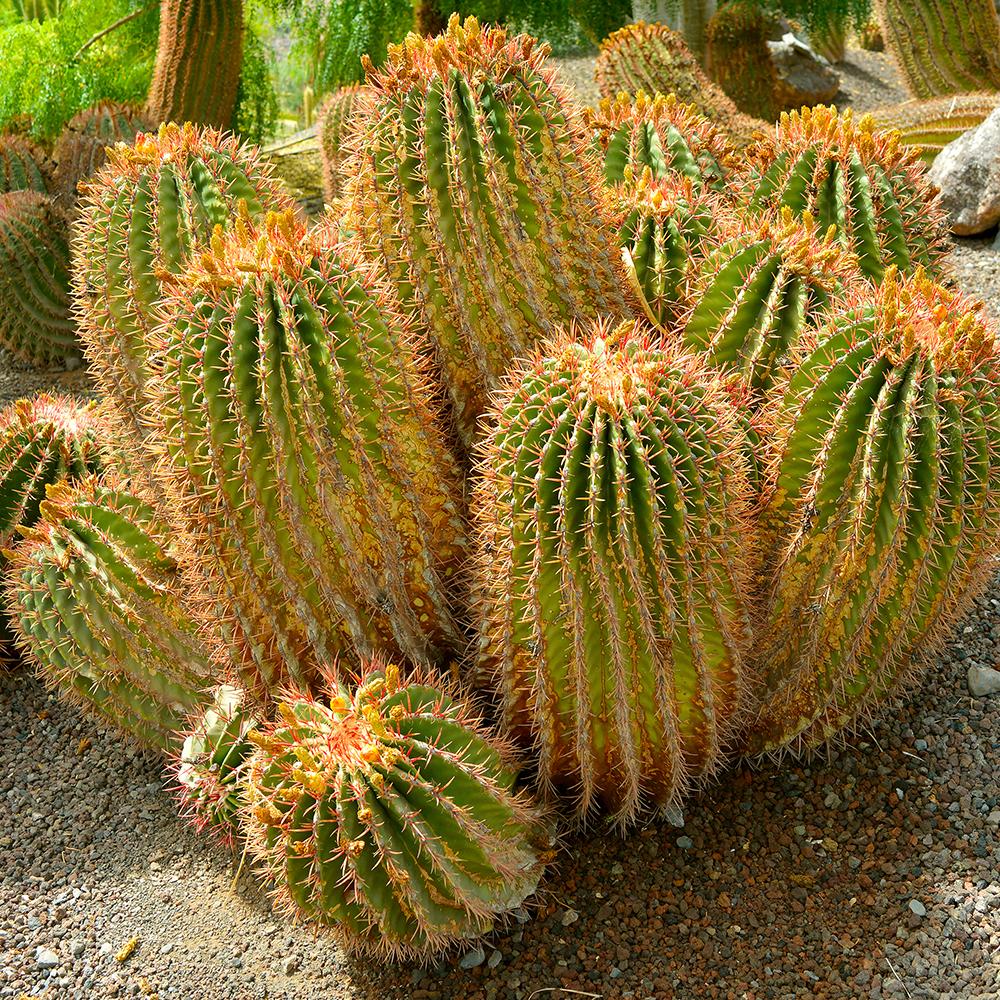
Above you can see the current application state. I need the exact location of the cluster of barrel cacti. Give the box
[2,12,999,967]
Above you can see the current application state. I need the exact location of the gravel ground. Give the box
[3,47,1000,1000]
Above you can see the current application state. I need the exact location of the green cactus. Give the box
[0,134,51,195]
[73,122,290,445]
[748,106,948,281]
[871,94,1000,164]
[348,15,626,451]
[317,84,365,204]
[751,269,1000,753]
[858,19,885,52]
[0,192,77,367]
[705,1,780,122]
[244,659,548,959]
[873,0,1000,98]
[150,208,467,698]
[586,91,737,192]
[4,476,215,750]
[474,323,754,826]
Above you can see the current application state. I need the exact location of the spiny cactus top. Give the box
[348,14,625,450]
[317,84,365,204]
[752,269,1000,753]
[244,660,548,959]
[748,106,948,281]
[150,208,467,698]
[4,476,215,751]
[0,134,51,195]
[586,91,737,192]
[475,321,754,826]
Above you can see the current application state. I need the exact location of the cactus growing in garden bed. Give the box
[317,84,365,204]
[474,322,754,825]
[0,192,77,367]
[870,94,1000,164]
[751,269,1000,753]
[348,15,626,451]
[243,659,548,959]
[0,134,51,194]
[705,1,779,122]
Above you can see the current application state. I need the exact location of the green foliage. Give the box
[724,0,872,33]
[233,20,279,144]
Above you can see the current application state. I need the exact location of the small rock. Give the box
[35,947,59,969]
[459,945,485,969]
[967,664,1000,697]
[561,908,579,927]
[824,791,842,809]
[929,109,1000,235]
[160,943,173,955]
[987,810,1000,825]
[768,33,840,108]
[909,899,927,918]
[282,956,300,975]
[487,949,502,969]
[914,739,928,751]
[69,940,85,958]
[610,967,623,979]
[676,836,694,850]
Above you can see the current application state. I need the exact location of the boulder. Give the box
[927,107,1000,235]
[768,33,840,110]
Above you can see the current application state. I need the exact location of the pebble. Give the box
[458,946,485,970]
[282,956,300,975]
[676,836,694,850]
[487,949,502,969]
[561,909,579,926]
[967,664,1000,697]
[35,946,59,969]
[909,900,928,918]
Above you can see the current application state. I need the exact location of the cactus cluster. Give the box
[317,84,365,204]
[0,134,51,195]
[705,1,779,122]
[871,94,1000,163]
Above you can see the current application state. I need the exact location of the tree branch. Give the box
[72,3,156,62]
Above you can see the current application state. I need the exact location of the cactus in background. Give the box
[244,660,548,959]
[751,270,1000,753]
[594,22,766,142]
[586,91,737,192]
[53,102,154,202]
[872,0,1000,98]
[151,209,466,698]
[809,20,847,64]
[73,123,289,445]
[682,208,861,396]
[0,192,77,367]
[317,84,365,204]
[0,135,51,195]
[858,19,884,52]
[348,15,626,450]
[748,106,948,281]
[474,323,754,825]
[175,684,258,844]
[871,94,1000,164]
[705,1,779,122]
[4,476,215,750]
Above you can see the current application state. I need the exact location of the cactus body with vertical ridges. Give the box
[0,134,50,195]
[0,192,77,366]
[752,270,1000,753]
[474,322,754,825]
[4,476,214,750]
[748,106,948,281]
[244,660,548,959]
[871,94,1000,163]
[348,15,626,451]
[317,85,365,204]
[150,209,466,698]
[705,1,780,122]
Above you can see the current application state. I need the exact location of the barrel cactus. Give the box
[348,14,625,450]
[871,93,1000,164]
[0,135,51,195]
[752,269,1000,753]
[243,659,548,959]
[0,191,77,367]
[317,84,365,204]
[150,208,466,698]
[474,322,755,825]
[705,1,779,121]
[4,476,215,750]
[747,106,948,281]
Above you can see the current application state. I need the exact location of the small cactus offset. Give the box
[0,192,77,367]
[317,84,365,204]
[748,106,948,281]
[0,134,51,195]
[474,322,754,825]
[586,91,737,192]
[873,0,1000,98]
[858,19,885,52]
[53,101,154,201]
[871,94,1000,163]
[752,269,1000,753]
[4,476,215,750]
[682,208,861,396]
[150,209,466,698]
[705,1,779,122]
[243,659,549,959]
[73,123,290,444]
[348,15,625,450]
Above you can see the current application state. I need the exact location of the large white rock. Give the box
[928,107,1000,236]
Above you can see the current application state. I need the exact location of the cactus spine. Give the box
[317,85,365,204]
[0,135,51,195]
[873,0,1000,98]
[348,15,625,450]
[871,94,1000,163]
[244,660,548,958]
[705,1,779,122]
[151,209,466,697]
[748,106,948,281]
[4,477,214,750]
[752,270,1000,753]
[474,323,754,825]
[0,192,77,367]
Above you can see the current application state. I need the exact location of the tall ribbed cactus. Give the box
[317,85,365,204]
[0,135,51,195]
[150,209,466,698]
[873,0,1000,98]
[474,323,754,825]
[244,660,548,959]
[4,476,215,750]
[751,270,1000,753]
[682,208,861,396]
[0,192,77,367]
[348,15,625,450]
[748,106,948,281]
[586,92,737,192]
[73,123,289,443]
[705,1,779,122]
[871,94,1000,164]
